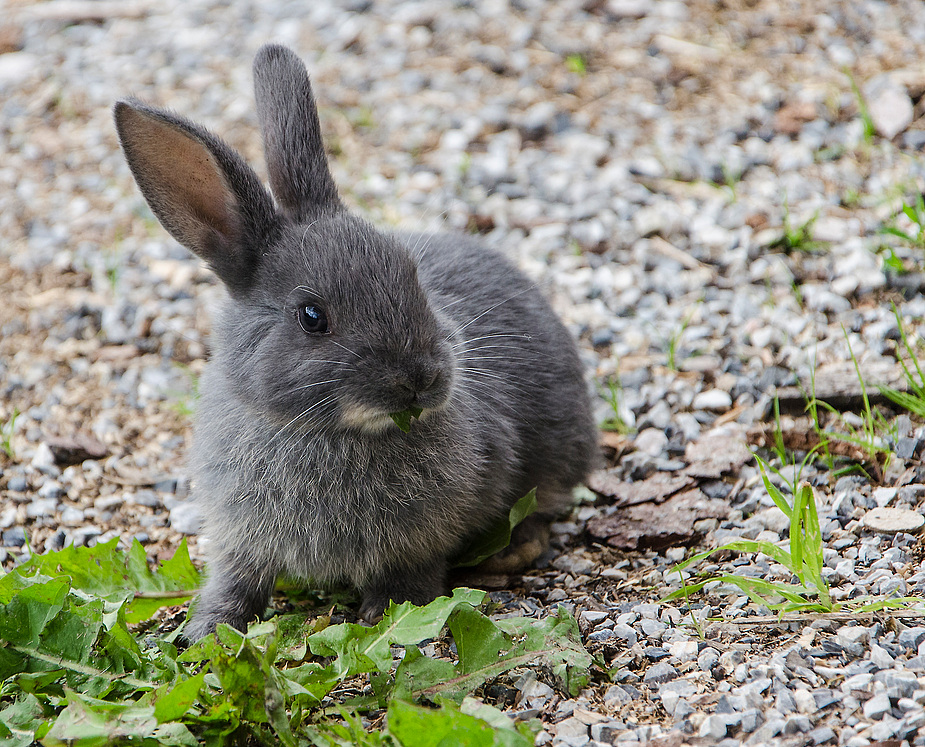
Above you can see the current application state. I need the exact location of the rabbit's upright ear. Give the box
[253,44,342,220]
[114,100,277,294]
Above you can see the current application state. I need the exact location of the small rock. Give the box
[740,708,762,733]
[26,498,57,518]
[611,624,638,647]
[668,640,698,663]
[698,648,720,672]
[899,627,925,650]
[867,81,914,140]
[806,725,836,745]
[589,722,623,743]
[896,437,923,460]
[60,506,85,524]
[697,714,728,740]
[640,618,668,638]
[36,481,63,501]
[643,662,678,686]
[862,507,925,534]
[634,428,669,457]
[554,717,590,741]
[862,692,891,720]
[30,442,57,474]
[588,629,614,643]
[793,688,817,714]
[872,487,897,507]
[7,476,28,492]
[869,643,895,669]
[580,610,609,626]
[603,685,632,707]
[2,527,26,547]
[169,502,201,535]
[776,689,797,714]
[0,52,38,89]
[692,389,732,411]
[783,715,813,734]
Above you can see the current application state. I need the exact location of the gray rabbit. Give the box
[115,44,596,640]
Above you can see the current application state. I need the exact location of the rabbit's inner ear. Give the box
[136,121,239,246]
[116,101,276,293]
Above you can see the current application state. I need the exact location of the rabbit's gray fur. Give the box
[114,44,596,640]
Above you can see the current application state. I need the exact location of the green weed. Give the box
[167,363,200,418]
[665,310,695,371]
[879,304,925,417]
[877,244,908,275]
[770,201,825,253]
[880,192,925,251]
[1,408,18,460]
[565,54,587,76]
[665,459,922,615]
[846,69,875,145]
[600,379,633,435]
[0,527,591,744]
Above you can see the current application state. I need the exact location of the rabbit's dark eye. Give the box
[297,304,328,334]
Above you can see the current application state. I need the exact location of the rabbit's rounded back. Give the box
[115,43,596,636]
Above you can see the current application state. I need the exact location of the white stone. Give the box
[169,502,201,535]
[692,389,732,411]
[862,507,925,534]
[868,85,914,140]
[698,714,728,740]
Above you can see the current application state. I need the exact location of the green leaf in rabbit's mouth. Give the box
[390,406,423,432]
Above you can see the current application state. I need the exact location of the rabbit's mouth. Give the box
[340,404,413,434]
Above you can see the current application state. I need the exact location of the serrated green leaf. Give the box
[308,588,485,676]
[387,698,532,747]
[0,578,69,646]
[0,693,46,747]
[153,671,206,723]
[10,538,200,625]
[496,607,591,697]
[42,690,158,746]
[453,489,538,568]
[449,606,512,675]
[391,645,459,703]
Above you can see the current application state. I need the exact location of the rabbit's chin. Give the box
[339,404,409,434]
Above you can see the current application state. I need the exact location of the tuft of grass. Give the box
[880,192,925,251]
[879,303,925,417]
[664,309,696,371]
[1,408,18,460]
[665,458,923,616]
[770,201,826,253]
[845,69,875,145]
[877,244,908,275]
[167,363,200,418]
[600,379,632,435]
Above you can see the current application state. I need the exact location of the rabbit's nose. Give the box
[394,359,448,407]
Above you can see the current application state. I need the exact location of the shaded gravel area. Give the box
[4,0,925,744]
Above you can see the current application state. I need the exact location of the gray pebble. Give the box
[168,502,201,535]
[863,692,892,720]
[2,527,26,547]
[7,476,28,492]
[698,714,728,740]
[643,662,678,685]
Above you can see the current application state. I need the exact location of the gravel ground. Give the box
[4,0,925,744]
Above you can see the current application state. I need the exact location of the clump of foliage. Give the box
[0,537,593,745]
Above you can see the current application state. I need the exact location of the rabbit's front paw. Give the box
[359,560,448,622]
